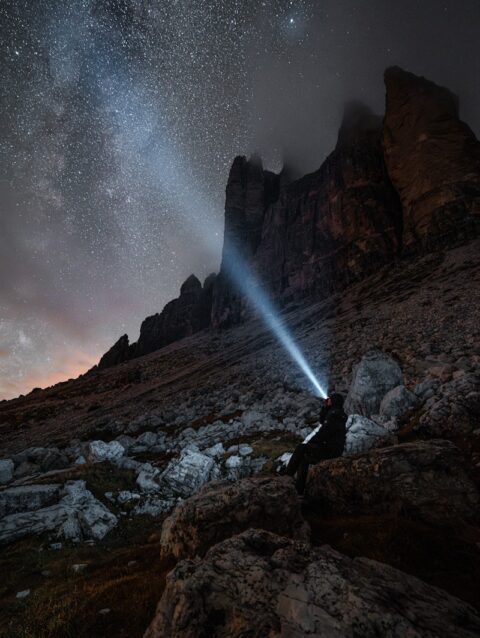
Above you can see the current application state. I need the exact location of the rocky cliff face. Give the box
[98,274,216,370]
[383,66,480,252]
[250,102,403,305]
[97,67,480,367]
[97,334,130,370]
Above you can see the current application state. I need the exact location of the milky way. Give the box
[1,0,479,399]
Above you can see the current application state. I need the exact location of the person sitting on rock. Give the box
[285,393,347,495]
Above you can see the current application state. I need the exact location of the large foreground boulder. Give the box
[345,350,403,416]
[306,440,478,524]
[160,476,309,560]
[144,528,480,638]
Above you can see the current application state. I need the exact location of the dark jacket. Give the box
[309,407,347,459]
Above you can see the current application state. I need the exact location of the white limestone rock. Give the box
[160,449,217,498]
[344,414,395,455]
[203,442,225,458]
[345,350,403,416]
[0,480,117,545]
[87,440,125,463]
[380,385,419,419]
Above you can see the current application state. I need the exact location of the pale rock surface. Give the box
[380,384,418,418]
[344,414,395,455]
[0,480,117,545]
[203,442,225,458]
[345,350,403,416]
[87,440,125,462]
[145,529,480,638]
[160,449,217,498]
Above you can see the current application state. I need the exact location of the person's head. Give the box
[324,393,344,410]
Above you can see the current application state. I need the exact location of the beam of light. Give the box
[222,244,328,398]
[93,45,328,398]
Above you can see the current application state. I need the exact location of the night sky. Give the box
[1,0,479,400]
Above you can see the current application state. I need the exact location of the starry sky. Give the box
[1,0,479,400]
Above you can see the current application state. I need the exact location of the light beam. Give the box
[222,245,328,398]
[97,66,328,398]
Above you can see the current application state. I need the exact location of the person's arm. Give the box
[319,404,329,424]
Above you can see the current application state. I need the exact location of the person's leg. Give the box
[295,456,309,495]
[285,444,306,477]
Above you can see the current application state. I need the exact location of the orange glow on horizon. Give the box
[0,349,100,400]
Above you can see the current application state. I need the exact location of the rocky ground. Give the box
[0,238,479,637]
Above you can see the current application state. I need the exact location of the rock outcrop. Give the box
[0,480,118,545]
[133,274,215,358]
[97,334,130,370]
[212,155,280,327]
[251,102,403,305]
[97,273,217,368]
[144,528,480,638]
[306,440,479,524]
[160,476,309,560]
[383,67,480,253]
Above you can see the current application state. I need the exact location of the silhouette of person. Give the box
[285,393,347,494]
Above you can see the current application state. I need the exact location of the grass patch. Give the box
[0,516,171,638]
[250,434,299,460]
[36,463,137,506]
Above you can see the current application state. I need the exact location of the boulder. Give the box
[160,449,217,498]
[87,440,125,463]
[136,431,158,448]
[203,442,225,458]
[144,529,480,638]
[160,476,309,560]
[345,350,403,416]
[223,454,266,481]
[0,484,62,518]
[136,467,162,492]
[11,447,70,473]
[0,480,117,545]
[306,440,478,524]
[344,414,395,455]
[13,460,40,478]
[61,481,117,541]
[380,384,418,418]
[0,459,14,484]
